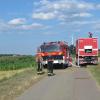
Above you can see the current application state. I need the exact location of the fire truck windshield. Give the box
[41,45,60,52]
[85,49,92,53]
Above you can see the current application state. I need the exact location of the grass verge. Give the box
[88,63,100,86]
[0,68,45,100]
[0,68,31,81]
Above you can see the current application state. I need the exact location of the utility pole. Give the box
[71,34,74,45]
[78,39,80,67]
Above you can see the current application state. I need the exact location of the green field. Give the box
[0,55,37,71]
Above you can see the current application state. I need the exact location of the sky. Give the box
[0,0,100,55]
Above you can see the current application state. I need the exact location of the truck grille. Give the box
[84,56,96,61]
[42,55,63,61]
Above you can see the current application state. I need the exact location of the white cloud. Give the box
[96,4,100,9]
[32,12,56,20]
[40,0,49,5]
[71,20,98,25]
[32,0,96,21]
[8,18,26,25]
[47,2,72,10]
[73,12,93,17]
[0,19,46,33]
[77,3,95,10]
[21,23,45,30]
[1,0,100,34]
[60,20,100,26]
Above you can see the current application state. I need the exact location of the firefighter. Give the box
[69,55,72,67]
[47,55,54,76]
[36,54,43,74]
[89,32,93,38]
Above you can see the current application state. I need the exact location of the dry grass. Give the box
[0,68,29,81]
[0,67,45,100]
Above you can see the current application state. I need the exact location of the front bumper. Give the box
[42,60,65,65]
[79,60,98,64]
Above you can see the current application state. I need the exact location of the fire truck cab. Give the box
[36,41,71,68]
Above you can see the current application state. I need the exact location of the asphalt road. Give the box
[16,68,100,100]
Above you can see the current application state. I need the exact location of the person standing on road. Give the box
[36,54,43,74]
[47,55,54,76]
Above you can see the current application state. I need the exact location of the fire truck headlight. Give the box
[59,52,62,55]
[41,53,44,56]
[63,56,65,60]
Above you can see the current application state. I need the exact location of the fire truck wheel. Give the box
[62,64,66,69]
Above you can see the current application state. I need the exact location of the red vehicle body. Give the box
[36,41,72,68]
[76,38,98,65]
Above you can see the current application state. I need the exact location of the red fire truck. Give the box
[36,41,72,68]
[76,37,98,65]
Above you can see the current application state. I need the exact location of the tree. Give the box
[69,45,76,55]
